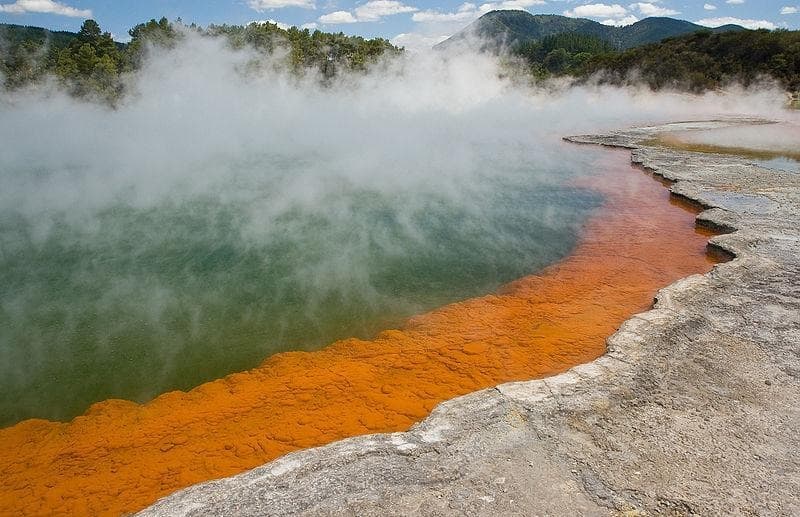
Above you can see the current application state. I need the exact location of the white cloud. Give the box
[601,14,639,25]
[300,22,319,29]
[412,2,481,23]
[319,0,417,24]
[725,0,744,4]
[0,0,91,17]
[354,0,417,22]
[564,3,628,19]
[697,16,776,29]
[704,3,717,10]
[780,6,798,14]
[564,2,641,26]
[319,10,358,23]
[390,32,449,51]
[492,0,547,9]
[630,2,679,17]
[248,0,315,11]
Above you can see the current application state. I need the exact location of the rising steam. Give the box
[0,31,794,425]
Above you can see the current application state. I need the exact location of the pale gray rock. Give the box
[139,120,800,517]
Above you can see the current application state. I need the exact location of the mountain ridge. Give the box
[436,11,746,51]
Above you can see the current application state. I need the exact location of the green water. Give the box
[0,153,603,426]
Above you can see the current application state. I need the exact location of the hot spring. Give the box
[5,38,778,427]
[2,36,793,515]
[0,40,620,426]
[0,137,604,426]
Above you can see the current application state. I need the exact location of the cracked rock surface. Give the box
[139,121,800,516]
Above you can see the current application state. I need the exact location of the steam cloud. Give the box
[0,32,795,424]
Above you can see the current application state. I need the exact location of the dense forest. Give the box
[582,29,800,92]
[514,33,614,76]
[0,18,399,101]
[511,28,800,93]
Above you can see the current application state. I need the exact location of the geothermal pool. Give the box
[1,43,775,515]
[0,148,723,516]
[0,142,603,426]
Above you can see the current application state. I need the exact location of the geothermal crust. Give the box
[139,121,800,516]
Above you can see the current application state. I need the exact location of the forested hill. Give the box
[513,29,800,93]
[436,10,744,51]
[583,29,800,92]
[2,23,81,49]
[0,18,399,100]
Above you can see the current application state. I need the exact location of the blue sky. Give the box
[1,0,798,50]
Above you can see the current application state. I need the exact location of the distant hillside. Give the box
[1,22,80,49]
[436,10,744,51]
[583,29,800,92]
[0,23,126,49]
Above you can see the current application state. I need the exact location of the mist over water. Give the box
[0,34,790,426]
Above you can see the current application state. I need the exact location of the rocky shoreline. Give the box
[139,121,800,516]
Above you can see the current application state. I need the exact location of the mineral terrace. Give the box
[139,121,800,516]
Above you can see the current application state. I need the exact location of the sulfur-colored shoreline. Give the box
[138,120,800,516]
[0,150,720,516]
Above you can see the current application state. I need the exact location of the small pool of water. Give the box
[668,121,800,161]
[753,156,800,173]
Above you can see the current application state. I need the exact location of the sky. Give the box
[0,0,798,50]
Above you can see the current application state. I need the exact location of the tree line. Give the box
[513,28,800,93]
[0,18,400,101]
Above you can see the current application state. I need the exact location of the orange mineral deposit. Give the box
[0,150,724,516]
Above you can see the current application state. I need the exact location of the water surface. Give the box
[0,149,724,517]
[665,121,800,165]
[0,142,604,426]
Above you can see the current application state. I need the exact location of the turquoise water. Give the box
[0,146,605,426]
